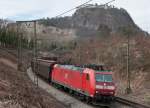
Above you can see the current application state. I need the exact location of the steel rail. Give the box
[115,96,150,108]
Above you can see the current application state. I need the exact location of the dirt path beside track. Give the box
[0,49,94,108]
[0,58,17,70]
[0,50,67,108]
[27,67,95,108]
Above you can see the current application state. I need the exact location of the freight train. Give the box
[31,58,116,102]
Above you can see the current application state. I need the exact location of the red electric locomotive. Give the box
[31,59,116,102]
[51,64,116,101]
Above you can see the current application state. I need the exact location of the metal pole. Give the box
[79,44,81,63]
[16,20,38,87]
[33,21,38,87]
[126,34,131,94]
[33,21,36,83]
[17,22,19,71]
[17,22,22,71]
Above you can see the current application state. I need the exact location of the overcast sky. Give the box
[0,0,149,33]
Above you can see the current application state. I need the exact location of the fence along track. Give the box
[115,96,150,108]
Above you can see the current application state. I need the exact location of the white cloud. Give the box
[112,0,150,32]
[0,0,149,32]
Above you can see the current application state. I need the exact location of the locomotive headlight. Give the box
[96,85,103,89]
[107,86,115,90]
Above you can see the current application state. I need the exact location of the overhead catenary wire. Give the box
[55,0,93,18]
[16,0,115,22]
[54,0,115,18]
[103,0,115,6]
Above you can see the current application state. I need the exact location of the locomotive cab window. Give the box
[86,74,90,80]
[95,74,112,82]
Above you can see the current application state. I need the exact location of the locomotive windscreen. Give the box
[95,74,112,82]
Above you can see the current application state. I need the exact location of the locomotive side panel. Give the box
[82,69,96,97]
[52,67,66,84]
[66,69,83,91]
[52,67,83,93]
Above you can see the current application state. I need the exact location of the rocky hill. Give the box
[39,5,143,38]
[4,5,147,43]
[72,6,138,31]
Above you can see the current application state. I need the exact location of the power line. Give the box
[54,0,115,18]
[103,0,115,6]
[16,0,115,22]
[55,0,93,18]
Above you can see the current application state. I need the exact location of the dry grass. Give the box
[0,50,66,108]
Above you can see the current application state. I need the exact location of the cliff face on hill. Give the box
[3,5,146,42]
[39,5,143,38]
[72,6,138,31]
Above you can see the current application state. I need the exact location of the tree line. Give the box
[0,27,34,49]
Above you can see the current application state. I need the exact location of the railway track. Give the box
[27,67,96,108]
[27,67,150,108]
[115,96,150,108]
[29,66,150,108]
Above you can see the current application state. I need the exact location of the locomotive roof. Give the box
[56,64,84,72]
[76,64,111,72]
[56,64,111,72]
